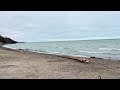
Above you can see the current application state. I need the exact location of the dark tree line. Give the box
[0,35,18,44]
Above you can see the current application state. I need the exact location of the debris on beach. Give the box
[60,55,91,63]
[72,58,90,63]
[79,58,90,63]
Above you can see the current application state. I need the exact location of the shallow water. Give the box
[3,38,120,60]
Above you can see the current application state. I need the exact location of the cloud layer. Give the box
[0,11,120,42]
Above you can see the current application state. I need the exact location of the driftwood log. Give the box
[60,56,91,63]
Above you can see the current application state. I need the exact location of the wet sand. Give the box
[0,45,120,79]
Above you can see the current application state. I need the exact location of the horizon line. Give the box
[20,37,120,43]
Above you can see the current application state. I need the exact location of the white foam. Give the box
[79,51,100,54]
[2,45,17,50]
[99,48,120,51]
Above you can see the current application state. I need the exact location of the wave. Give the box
[51,52,60,54]
[79,51,101,54]
[99,48,120,51]
[2,45,17,50]
[63,47,69,49]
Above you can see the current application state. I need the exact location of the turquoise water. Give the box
[3,38,120,60]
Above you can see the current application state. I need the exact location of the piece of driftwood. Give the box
[60,56,90,63]
[71,58,90,63]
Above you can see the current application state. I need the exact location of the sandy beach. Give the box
[0,45,120,79]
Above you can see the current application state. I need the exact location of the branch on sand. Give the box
[60,56,91,63]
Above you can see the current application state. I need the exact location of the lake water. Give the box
[3,38,120,60]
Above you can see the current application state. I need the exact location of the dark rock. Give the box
[96,58,103,59]
[18,49,23,50]
[90,56,96,58]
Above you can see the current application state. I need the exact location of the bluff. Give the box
[0,35,18,44]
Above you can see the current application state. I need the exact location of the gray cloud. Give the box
[0,11,120,42]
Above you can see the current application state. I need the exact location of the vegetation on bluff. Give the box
[0,35,18,44]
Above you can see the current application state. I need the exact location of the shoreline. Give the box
[1,44,118,62]
[0,45,120,79]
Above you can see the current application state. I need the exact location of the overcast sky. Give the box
[0,11,120,42]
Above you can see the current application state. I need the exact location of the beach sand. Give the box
[0,46,120,79]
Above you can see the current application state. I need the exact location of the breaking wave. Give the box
[99,48,120,51]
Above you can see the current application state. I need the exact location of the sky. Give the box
[0,11,120,42]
